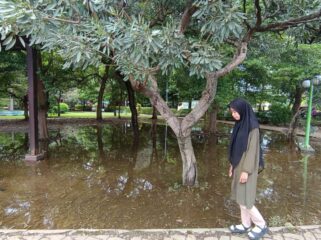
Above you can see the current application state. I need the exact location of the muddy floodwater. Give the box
[0,121,320,229]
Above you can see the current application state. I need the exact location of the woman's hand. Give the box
[239,172,248,183]
[229,165,233,177]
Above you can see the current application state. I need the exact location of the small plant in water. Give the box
[168,182,182,192]
[268,215,285,227]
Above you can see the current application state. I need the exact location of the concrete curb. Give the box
[0,225,320,239]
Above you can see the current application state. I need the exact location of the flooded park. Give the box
[0,120,320,230]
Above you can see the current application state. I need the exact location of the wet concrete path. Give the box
[0,225,320,240]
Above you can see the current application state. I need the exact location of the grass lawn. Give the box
[48,111,129,118]
[0,115,25,120]
[0,111,151,120]
[49,112,156,120]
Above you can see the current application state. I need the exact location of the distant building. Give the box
[177,100,199,111]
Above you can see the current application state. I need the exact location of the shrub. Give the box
[105,105,130,113]
[140,107,154,115]
[268,104,292,126]
[74,104,83,111]
[52,102,69,113]
[256,111,270,124]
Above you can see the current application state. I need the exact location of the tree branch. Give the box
[215,41,248,78]
[128,74,179,134]
[43,15,80,24]
[254,0,262,27]
[179,1,198,34]
[243,0,247,13]
[256,9,321,32]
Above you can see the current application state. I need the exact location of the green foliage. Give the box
[268,104,292,126]
[0,98,7,108]
[62,88,80,110]
[1,0,321,128]
[0,51,27,105]
[193,0,246,42]
[51,102,69,114]
[60,102,69,113]
[0,0,250,80]
[74,104,83,111]
[256,111,270,124]
[216,37,321,122]
[216,56,271,112]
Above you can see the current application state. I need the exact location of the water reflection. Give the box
[0,122,320,229]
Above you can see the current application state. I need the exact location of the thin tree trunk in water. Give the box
[97,66,109,121]
[115,71,139,138]
[287,110,301,141]
[23,94,29,120]
[208,110,217,133]
[125,80,139,138]
[151,106,157,119]
[57,93,62,117]
[287,86,304,141]
[292,86,304,114]
[177,133,198,186]
[118,89,122,119]
[151,120,158,163]
[37,79,49,140]
[207,102,219,134]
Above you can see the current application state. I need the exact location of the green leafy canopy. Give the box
[0,0,246,80]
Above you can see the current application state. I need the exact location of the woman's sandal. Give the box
[248,225,268,240]
[229,224,251,234]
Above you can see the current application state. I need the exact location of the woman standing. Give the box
[227,98,268,240]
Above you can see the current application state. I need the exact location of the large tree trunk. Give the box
[177,131,198,186]
[37,51,49,140]
[129,73,220,186]
[128,43,247,186]
[97,66,109,121]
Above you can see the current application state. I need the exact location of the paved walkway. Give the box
[0,225,320,240]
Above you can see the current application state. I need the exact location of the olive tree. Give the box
[1,0,321,185]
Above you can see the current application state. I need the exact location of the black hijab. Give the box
[228,98,261,169]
